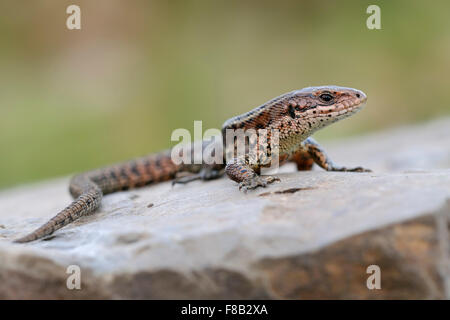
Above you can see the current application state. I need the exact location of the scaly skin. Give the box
[15,85,370,243]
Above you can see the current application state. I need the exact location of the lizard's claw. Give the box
[342,166,371,172]
[238,175,280,193]
[172,168,224,186]
[172,174,201,186]
[350,167,372,172]
[331,166,372,173]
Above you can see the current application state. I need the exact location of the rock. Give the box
[0,118,449,299]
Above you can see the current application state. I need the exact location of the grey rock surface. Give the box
[0,118,449,299]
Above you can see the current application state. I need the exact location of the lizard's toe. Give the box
[347,166,372,172]
[172,174,201,186]
[331,166,372,173]
[238,175,280,192]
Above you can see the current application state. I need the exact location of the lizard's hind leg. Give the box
[172,165,225,186]
[14,152,181,243]
[289,149,314,171]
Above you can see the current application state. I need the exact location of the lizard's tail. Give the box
[14,151,180,243]
[14,181,102,243]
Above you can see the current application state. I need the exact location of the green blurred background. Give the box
[0,0,449,189]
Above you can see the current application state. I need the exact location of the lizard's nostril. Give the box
[355,93,360,98]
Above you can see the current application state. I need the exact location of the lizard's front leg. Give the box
[225,158,279,192]
[302,137,371,172]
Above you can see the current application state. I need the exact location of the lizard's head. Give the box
[280,85,367,136]
[221,85,367,148]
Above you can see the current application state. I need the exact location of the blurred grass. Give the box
[0,0,449,189]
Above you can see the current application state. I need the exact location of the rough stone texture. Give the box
[0,118,449,299]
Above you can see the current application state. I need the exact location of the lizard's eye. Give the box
[319,93,334,103]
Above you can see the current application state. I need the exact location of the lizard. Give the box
[14,85,370,243]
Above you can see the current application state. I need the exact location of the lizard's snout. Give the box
[354,89,367,103]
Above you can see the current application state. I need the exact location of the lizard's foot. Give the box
[329,166,372,172]
[172,173,201,186]
[172,168,224,186]
[238,175,280,193]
